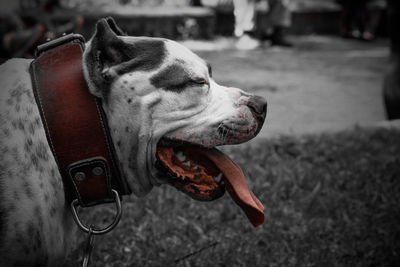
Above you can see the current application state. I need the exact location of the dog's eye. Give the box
[191,78,209,86]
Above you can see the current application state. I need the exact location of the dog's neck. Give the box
[82,40,160,196]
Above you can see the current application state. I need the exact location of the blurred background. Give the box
[1,0,399,135]
[1,0,399,266]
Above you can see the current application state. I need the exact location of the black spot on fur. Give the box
[117,140,121,147]
[34,117,41,126]
[35,141,49,160]
[24,140,33,153]
[24,181,33,199]
[127,98,132,103]
[31,154,39,169]
[26,107,33,115]
[35,206,44,230]
[130,86,135,90]
[16,229,31,256]
[13,190,20,201]
[27,222,35,237]
[0,170,7,248]
[35,230,42,250]
[150,63,193,92]
[2,128,10,137]
[0,146,8,155]
[11,147,20,163]
[15,231,32,256]
[17,120,25,131]
[50,175,58,190]
[0,208,5,248]
[23,244,30,255]
[7,203,16,213]
[125,126,129,132]
[15,231,24,245]
[28,122,36,135]
[207,62,212,77]
[10,84,26,103]
[11,120,17,129]
[50,206,57,217]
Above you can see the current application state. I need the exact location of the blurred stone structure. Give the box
[1,0,388,41]
[76,0,214,40]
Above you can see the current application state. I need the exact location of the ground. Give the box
[68,127,400,267]
[182,35,389,138]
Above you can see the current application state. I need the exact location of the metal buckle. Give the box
[71,189,122,266]
[35,33,85,57]
[70,189,122,235]
[81,225,95,267]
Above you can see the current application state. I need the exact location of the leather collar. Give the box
[30,34,131,207]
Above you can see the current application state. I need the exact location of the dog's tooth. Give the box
[183,160,191,167]
[214,173,223,182]
[176,151,186,162]
[193,165,198,170]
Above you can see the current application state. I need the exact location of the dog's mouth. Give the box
[155,139,264,227]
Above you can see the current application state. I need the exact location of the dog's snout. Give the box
[247,95,267,116]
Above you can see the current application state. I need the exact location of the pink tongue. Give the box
[194,148,265,227]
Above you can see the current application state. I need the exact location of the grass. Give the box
[67,126,400,267]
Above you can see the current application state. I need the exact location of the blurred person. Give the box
[233,0,258,49]
[0,11,45,58]
[233,0,293,50]
[0,0,84,59]
[337,0,374,41]
[19,0,84,40]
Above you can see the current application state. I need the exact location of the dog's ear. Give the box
[104,17,126,36]
[84,17,132,98]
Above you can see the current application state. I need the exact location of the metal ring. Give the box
[70,189,122,235]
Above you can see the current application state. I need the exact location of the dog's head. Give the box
[83,18,267,226]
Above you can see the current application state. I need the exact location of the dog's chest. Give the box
[0,59,76,266]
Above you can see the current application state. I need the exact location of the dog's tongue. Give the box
[187,147,265,227]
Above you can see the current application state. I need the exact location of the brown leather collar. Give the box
[30,34,131,207]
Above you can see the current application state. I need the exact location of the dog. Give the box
[0,17,267,266]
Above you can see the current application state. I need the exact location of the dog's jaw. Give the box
[97,76,266,198]
[99,85,163,196]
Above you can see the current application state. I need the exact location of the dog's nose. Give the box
[247,95,267,117]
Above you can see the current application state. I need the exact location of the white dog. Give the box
[0,17,267,266]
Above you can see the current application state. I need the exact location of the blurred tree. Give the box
[383,0,400,119]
